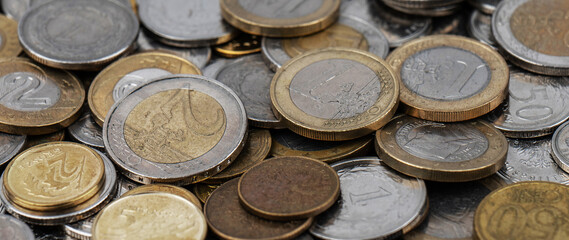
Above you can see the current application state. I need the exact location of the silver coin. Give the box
[1,0,132,21]
[103,74,247,185]
[467,10,496,47]
[68,111,104,149]
[382,0,464,9]
[486,68,569,138]
[214,54,281,128]
[136,30,211,69]
[112,68,172,102]
[552,121,569,174]
[0,215,34,240]
[0,200,4,214]
[115,175,140,197]
[467,0,501,14]
[262,15,389,71]
[310,156,427,240]
[202,57,232,79]
[138,0,236,47]
[18,0,139,70]
[0,132,26,166]
[382,0,463,17]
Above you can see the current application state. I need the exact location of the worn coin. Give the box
[122,184,201,210]
[214,34,261,58]
[1,0,134,21]
[193,183,221,204]
[0,14,21,57]
[467,10,496,47]
[468,0,501,14]
[23,130,65,149]
[68,111,104,149]
[0,132,26,167]
[136,30,211,69]
[552,121,569,174]
[0,215,34,240]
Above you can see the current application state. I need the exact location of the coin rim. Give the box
[0,14,22,57]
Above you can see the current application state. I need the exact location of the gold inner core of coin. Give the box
[283,24,369,58]
[124,89,226,164]
[510,0,569,56]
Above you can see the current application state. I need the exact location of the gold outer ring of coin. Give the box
[386,35,509,122]
[88,51,202,127]
[270,47,400,141]
[0,58,84,135]
[121,184,202,210]
[474,181,569,240]
[0,15,22,57]
[214,34,261,58]
[3,142,106,211]
[375,115,508,182]
[219,0,340,37]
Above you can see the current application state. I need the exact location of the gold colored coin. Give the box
[474,181,569,240]
[220,0,340,37]
[122,184,202,210]
[88,52,201,126]
[3,142,105,211]
[270,47,399,141]
[23,130,66,149]
[214,34,261,58]
[386,35,509,122]
[0,14,22,57]
[92,192,207,240]
[193,183,221,204]
[0,58,84,135]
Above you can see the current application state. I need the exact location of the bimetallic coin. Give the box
[18,0,139,70]
[387,35,508,122]
[1,0,134,21]
[310,156,428,240]
[214,34,261,58]
[104,75,247,185]
[271,48,399,141]
[193,183,220,204]
[122,184,201,210]
[552,121,569,174]
[0,132,26,167]
[0,215,34,240]
[68,111,104,149]
[23,130,65,149]
[0,14,21,57]
[468,0,501,14]
[467,10,496,47]
[136,30,211,69]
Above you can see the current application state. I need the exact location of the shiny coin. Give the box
[220,0,340,37]
[136,30,211,69]
[310,156,428,240]
[0,58,84,135]
[387,35,508,122]
[64,216,95,240]
[214,33,261,58]
[88,52,201,126]
[474,181,569,240]
[23,130,65,149]
[0,14,21,57]
[493,0,569,76]
[468,0,501,14]
[205,178,313,240]
[0,132,26,167]
[68,111,104,149]
[193,183,220,204]
[271,48,399,141]
[238,156,340,220]
[104,74,247,185]
[552,121,569,174]
[467,10,496,47]
[92,192,207,240]
[262,15,389,71]
[122,184,201,210]
[0,215,34,240]
[18,0,138,70]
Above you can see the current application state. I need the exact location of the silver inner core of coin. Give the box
[0,215,35,240]
[553,122,569,170]
[401,46,491,101]
[68,112,104,148]
[238,0,324,19]
[0,132,26,165]
[0,72,61,111]
[290,58,380,119]
[112,68,172,101]
[395,121,489,162]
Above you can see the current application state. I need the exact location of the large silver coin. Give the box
[18,0,138,70]
[467,0,501,14]
[202,57,231,79]
[310,156,427,240]
[68,111,104,149]
[136,30,211,69]
[1,0,132,21]
[467,10,496,47]
[0,215,34,240]
[0,132,26,166]
[552,121,569,174]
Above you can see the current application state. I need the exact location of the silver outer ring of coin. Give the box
[63,215,94,240]
[552,121,569,174]
[468,0,500,14]
[0,149,117,226]
[67,112,104,149]
[103,74,248,185]
[0,133,26,167]
[310,156,428,240]
[261,15,390,72]
[202,57,232,79]
[18,0,139,70]
[493,0,569,76]
[136,30,211,69]
[0,215,35,240]
[467,10,496,48]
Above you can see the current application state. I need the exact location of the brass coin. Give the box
[375,115,508,182]
[205,178,313,240]
[238,156,340,221]
[3,142,105,211]
[0,14,22,57]
[220,0,340,37]
[88,52,201,126]
[193,183,221,204]
[23,130,65,149]
[122,184,202,210]
[214,34,261,58]
[92,192,207,240]
[387,35,509,122]
[474,181,569,240]
[0,58,84,135]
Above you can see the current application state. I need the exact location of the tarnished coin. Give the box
[468,0,501,14]
[104,75,247,185]
[193,183,221,204]
[0,14,21,57]
[0,215,34,240]
[88,52,201,127]
[214,34,261,58]
[138,0,236,47]
[387,35,508,122]
[552,121,569,174]
[310,156,428,240]
[136,30,211,69]
[205,178,313,240]
[467,10,496,47]
[486,68,569,138]
[68,111,104,149]
[262,15,389,71]
[23,130,65,149]
[271,48,399,141]
[474,181,569,240]
[92,193,207,240]
[18,0,139,70]
[0,58,84,135]
[122,184,201,210]
[493,0,569,76]
[0,132,26,167]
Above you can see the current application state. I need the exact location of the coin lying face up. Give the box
[0,14,21,57]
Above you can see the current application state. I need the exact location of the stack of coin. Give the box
[381,0,465,17]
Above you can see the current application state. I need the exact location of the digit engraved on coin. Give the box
[0,72,60,112]
[237,0,323,19]
[112,68,171,101]
[283,24,368,58]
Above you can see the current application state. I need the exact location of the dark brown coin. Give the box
[238,156,340,221]
[205,178,313,240]
[23,130,65,149]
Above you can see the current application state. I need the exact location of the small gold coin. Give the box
[387,35,508,122]
[92,192,207,240]
[3,142,105,211]
[193,183,221,204]
[270,47,399,141]
[474,181,569,240]
[0,14,22,57]
[88,51,202,126]
[122,184,202,210]
[214,34,261,58]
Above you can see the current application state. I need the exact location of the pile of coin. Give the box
[0,0,568,239]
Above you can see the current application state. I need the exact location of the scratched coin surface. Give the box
[474,181,569,240]
[205,178,313,240]
[136,30,211,69]
[104,74,247,185]
[0,215,34,240]
[0,132,26,167]
[310,156,428,240]
[18,0,139,70]
[467,10,496,47]
[271,48,399,141]
[0,14,21,57]
[122,184,201,210]
[238,156,340,220]
[552,121,569,174]
[68,111,104,149]
[387,35,508,122]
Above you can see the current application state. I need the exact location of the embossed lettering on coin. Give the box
[0,72,61,111]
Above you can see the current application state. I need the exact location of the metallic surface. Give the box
[0,132,26,167]
[1,0,133,21]
[552,121,569,174]
[193,183,220,204]
[0,215,35,240]
[467,10,496,47]
[468,0,501,14]
[68,111,104,149]
[136,30,211,69]
[23,130,65,149]
[214,34,261,58]
[0,14,21,57]
[121,184,201,210]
